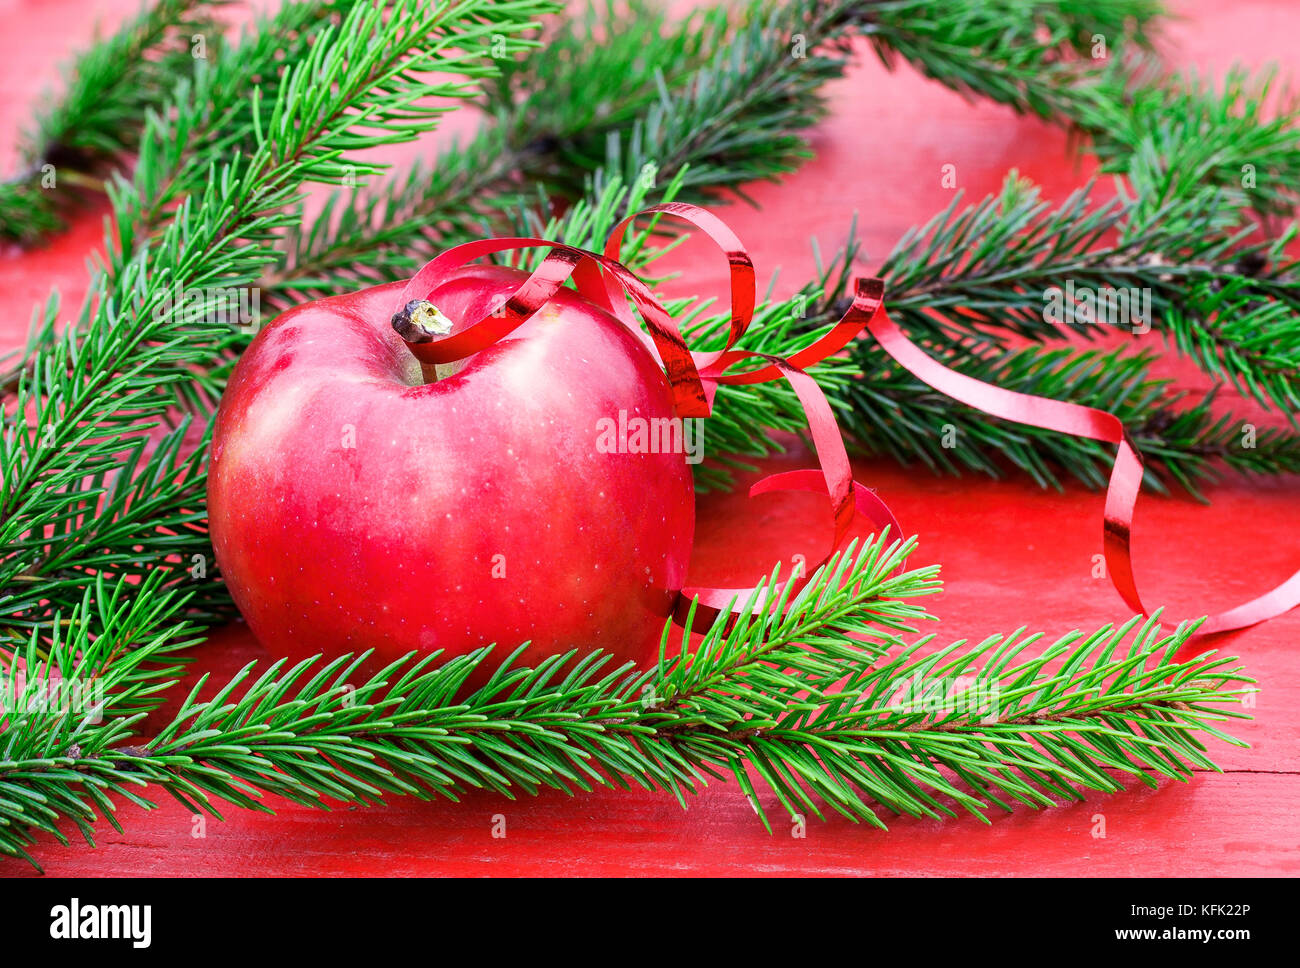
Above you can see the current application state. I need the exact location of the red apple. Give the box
[208,265,695,684]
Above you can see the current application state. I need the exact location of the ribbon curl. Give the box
[397,203,1300,636]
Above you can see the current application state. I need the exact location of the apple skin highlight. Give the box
[208,265,695,682]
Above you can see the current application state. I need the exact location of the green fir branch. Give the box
[0,535,1250,869]
[0,0,358,395]
[264,0,867,308]
[1084,63,1300,222]
[271,0,1164,308]
[0,0,557,636]
[876,173,1300,413]
[0,572,202,867]
[0,0,217,244]
[861,0,1162,119]
[835,340,1300,497]
[695,203,1300,495]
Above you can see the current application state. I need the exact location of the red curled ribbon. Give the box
[397,203,1300,636]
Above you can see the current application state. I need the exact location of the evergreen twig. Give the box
[699,193,1300,495]
[861,0,1162,119]
[265,0,852,307]
[0,535,1251,870]
[0,0,557,636]
[0,0,217,244]
[877,174,1300,413]
[1082,62,1300,223]
[268,0,1166,305]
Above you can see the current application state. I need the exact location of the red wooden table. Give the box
[1,0,1297,877]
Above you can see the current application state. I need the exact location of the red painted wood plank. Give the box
[4,769,1296,878]
[1,0,1297,876]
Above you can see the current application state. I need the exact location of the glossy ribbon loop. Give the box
[396,203,1300,637]
[864,308,1300,635]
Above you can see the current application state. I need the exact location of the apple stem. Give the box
[391,299,458,383]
